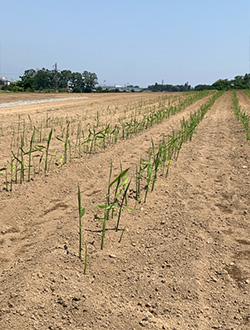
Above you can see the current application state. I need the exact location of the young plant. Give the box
[27,127,36,181]
[232,91,250,140]
[135,165,140,202]
[77,183,85,260]
[97,202,114,250]
[109,167,130,218]
[97,166,130,249]
[45,128,53,172]
[83,242,88,275]
[144,153,153,203]
[115,179,131,232]
[64,121,70,164]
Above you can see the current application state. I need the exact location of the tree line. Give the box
[2,68,98,92]
[194,73,250,91]
[147,82,191,92]
[147,74,250,92]
[2,69,250,93]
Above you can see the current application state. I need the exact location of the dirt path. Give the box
[0,92,249,330]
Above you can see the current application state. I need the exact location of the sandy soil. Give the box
[0,91,194,181]
[0,92,88,105]
[0,91,249,330]
[237,91,250,116]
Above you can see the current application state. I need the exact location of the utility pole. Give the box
[54,62,58,92]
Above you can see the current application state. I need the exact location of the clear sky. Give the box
[0,0,250,87]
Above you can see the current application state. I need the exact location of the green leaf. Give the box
[98,204,109,209]
[98,204,117,211]
[47,129,53,143]
[35,145,46,150]
[78,183,82,214]
[80,207,85,218]
[109,168,130,188]
[11,152,22,164]
[23,149,42,155]
[119,177,128,188]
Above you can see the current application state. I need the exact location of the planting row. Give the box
[0,93,185,139]
[0,91,212,191]
[233,91,250,140]
[243,89,250,100]
[77,91,223,272]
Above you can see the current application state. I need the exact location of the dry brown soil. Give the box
[0,91,249,330]
[237,91,250,116]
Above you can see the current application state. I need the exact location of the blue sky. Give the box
[0,0,250,87]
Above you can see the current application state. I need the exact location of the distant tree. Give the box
[233,75,244,89]
[233,74,250,89]
[195,84,212,91]
[18,67,98,92]
[148,82,192,92]
[70,72,83,91]
[59,70,72,89]
[20,69,37,91]
[243,74,250,89]
[212,79,231,90]
[183,82,191,91]
[2,81,24,92]
[35,68,53,90]
[72,86,82,93]
[96,86,103,92]
[82,71,98,92]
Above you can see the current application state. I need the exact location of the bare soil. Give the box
[237,91,250,116]
[0,91,249,330]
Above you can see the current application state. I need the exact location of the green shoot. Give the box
[84,242,88,275]
[45,129,53,172]
[116,180,131,232]
[78,183,85,260]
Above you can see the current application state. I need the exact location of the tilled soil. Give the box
[0,91,249,330]
[237,91,250,116]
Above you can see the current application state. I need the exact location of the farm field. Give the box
[0,91,249,329]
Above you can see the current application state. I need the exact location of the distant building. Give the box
[98,84,143,92]
[0,77,11,86]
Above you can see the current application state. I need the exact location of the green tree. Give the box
[242,74,250,89]
[20,69,37,91]
[212,79,231,90]
[18,67,98,92]
[58,70,72,89]
[233,75,244,89]
[195,84,212,91]
[82,71,98,92]
[35,68,53,90]
[71,72,83,91]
